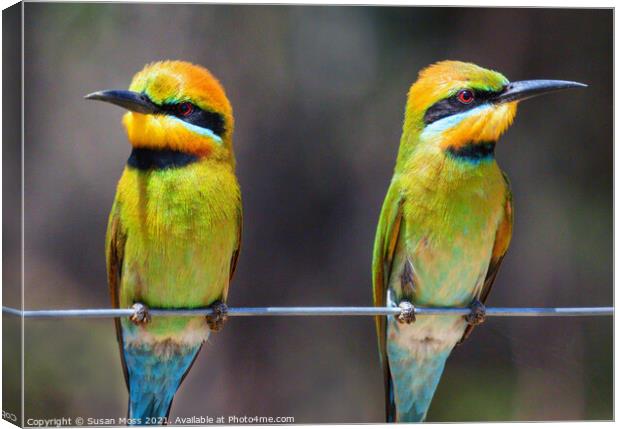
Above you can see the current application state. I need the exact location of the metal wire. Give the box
[1,305,613,319]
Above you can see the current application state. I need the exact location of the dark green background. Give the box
[15,4,613,423]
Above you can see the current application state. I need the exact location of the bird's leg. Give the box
[130,302,151,326]
[206,301,229,332]
[400,258,416,297]
[465,299,486,326]
[397,259,416,324]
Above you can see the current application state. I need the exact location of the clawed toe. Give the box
[130,302,151,326]
[206,301,229,332]
[397,301,416,324]
[465,299,486,326]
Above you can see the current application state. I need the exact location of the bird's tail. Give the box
[123,342,202,425]
[387,347,451,422]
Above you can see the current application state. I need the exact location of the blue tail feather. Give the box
[387,345,451,422]
[123,342,202,425]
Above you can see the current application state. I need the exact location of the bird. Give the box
[372,60,585,422]
[86,60,242,424]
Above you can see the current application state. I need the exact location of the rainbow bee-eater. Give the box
[86,61,242,423]
[372,61,585,422]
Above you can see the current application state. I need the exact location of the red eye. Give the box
[176,102,194,117]
[457,90,474,104]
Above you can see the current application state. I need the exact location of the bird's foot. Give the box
[465,299,486,326]
[206,301,229,332]
[130,302,151,326]
[397,301,416,324]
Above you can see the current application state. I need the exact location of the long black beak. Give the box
[494,80,587,104]
[84,90,159,114]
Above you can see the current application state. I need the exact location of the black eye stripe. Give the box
[140,93,226,137]
[161,102,226,137]
[423,88,503,125]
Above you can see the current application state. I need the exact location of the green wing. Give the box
[372,180,404,421]
[106,199,129,387]
[224,203,243,301]
[458,173,513,345]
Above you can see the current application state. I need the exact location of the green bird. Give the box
[87,60,242,423]
[372,60,585,422]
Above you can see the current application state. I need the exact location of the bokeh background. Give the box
[5,4,613,423]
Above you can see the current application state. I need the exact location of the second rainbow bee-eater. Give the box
[372,61,585,422]
[86,61,242,423]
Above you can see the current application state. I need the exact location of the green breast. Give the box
[114,160,240,335]
[392,156,508,306]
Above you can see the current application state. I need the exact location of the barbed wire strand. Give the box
[1,305,613,319]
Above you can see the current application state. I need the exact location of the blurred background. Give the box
[7,4,613,423]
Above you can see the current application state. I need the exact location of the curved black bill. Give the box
[494,80,587,104]
[84,90,159,114]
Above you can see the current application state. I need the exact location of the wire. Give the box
[1,305,613,319]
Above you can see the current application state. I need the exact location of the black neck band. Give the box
[447,141,496,163]
[127,148,198,170]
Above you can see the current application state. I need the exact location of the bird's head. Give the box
[399,60,586,163]
[86,60,233,162]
